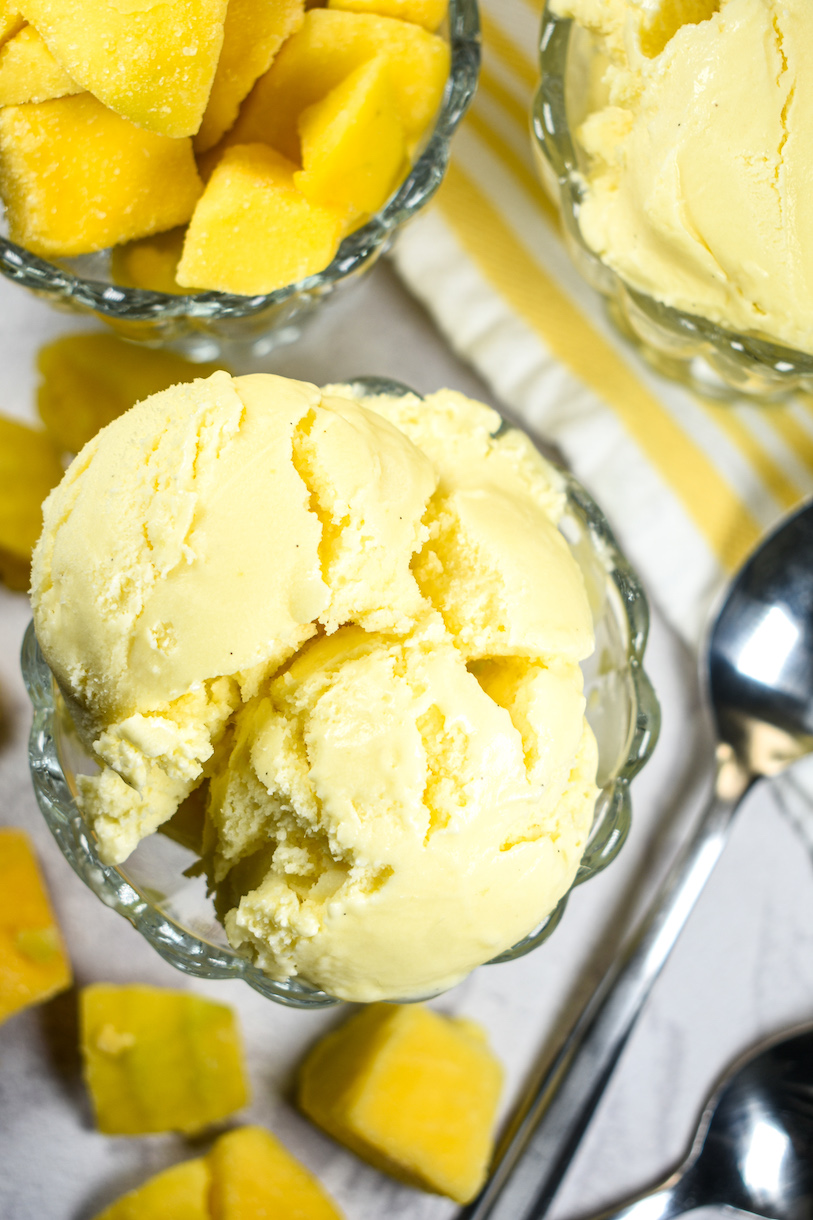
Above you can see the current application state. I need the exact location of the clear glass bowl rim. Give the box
[531,4,813,393]
[23,377,660,1009]
[0,0,480,324]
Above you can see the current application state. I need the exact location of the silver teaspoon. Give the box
[462,501,813,1220]
[590,1025,813,1220]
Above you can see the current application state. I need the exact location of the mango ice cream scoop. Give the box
[31,372,599,1001]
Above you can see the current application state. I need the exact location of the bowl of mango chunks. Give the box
[0,0,479,357]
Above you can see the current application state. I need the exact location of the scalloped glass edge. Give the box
[23,377,660,1008]
[531,5,813,401]
[0,0,480,341]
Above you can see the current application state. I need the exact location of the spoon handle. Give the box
[460,779,750,1220]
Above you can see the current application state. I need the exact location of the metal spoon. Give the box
[590,1024,813,1220]
[461,500,813,1220]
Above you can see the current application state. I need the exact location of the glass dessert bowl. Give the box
[532,4,813,401]
[23,377,659,1010]
[0,0,479,363]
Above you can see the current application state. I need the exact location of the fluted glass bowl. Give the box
[0,0,479,362]
[23,378,660,1009]
[532,4,813,401]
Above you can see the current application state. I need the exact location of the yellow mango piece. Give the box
[209,1126,343,1220]
[176,143,345,294]
[0,828,72,1024]
[227,8,449,162]
[295,55,407,221]
[111,227,188,294]
[80,983,249,1135]
[0,23,80,104]
[0,93,202,258]
[298,1003,503,1204]
[18,0,228,137]
[37,332,225,453]
[194,0,305,153]
[0,4,23,46]
[328,0,446,32]
[93,1158,211,1220]
[0,416,63,590]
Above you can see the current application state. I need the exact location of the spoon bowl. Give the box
[595,1026,813,1220]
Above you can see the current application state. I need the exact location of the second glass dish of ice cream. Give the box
[532,0,813,399]
[26,375,659,1009]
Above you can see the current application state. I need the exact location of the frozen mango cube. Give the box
[176,143,345,294]
[295,56,407,220]
[194,0,305,153]
[209,1126,343,1220]
[298,1003,503,1204]
[0,415,63,590]
[227,8,449,162]
[0,5,24,46]
[0,828,72,1024]
[80,983,249,1135]
[0,24,81,105]
[37,332,226,453]
[18,0,228,137]
[93,1158,211,1220]
[110,228,188,295]
[0,93,203,258]
[328,0,446,32]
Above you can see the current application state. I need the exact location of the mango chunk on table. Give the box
[0,828,72,1024]
[37,332,225,453]
[91,1127,343,1220]
[295,55,407,220]
[0,416,63,590]
[298,1002,503,1204]
[0,24,80,106]
[194,0,305,153]
[226,7,449,163]
[328,0,447,32]
[209,1126,343,1220]
[17,0,228,137]
[0,93,202,257]
[80,983,249,1135]
[0,4,24,46]
[94,1158,211,1220]
[177,144,345,294]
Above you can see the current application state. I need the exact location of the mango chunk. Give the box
[194,0,305,153]
[298,1003,503,1204]
[295,56,407,220]
[0,828,72,1024]
[37,332,225,453]
[111,227,188,294]
[80,983,249,1135]
[0,24,81,105]
[176,143,345,294]
[227,8,449,162]
[93,1158,211,1220]
[328,0,447,32]
[0,5,24,46]
[0,416,63,589]
[18,0,229,137]
[0,93,202,257]
[209,1126,343,1220]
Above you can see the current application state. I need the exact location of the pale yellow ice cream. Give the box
[31,371,598,1001]
[553,0,813,353]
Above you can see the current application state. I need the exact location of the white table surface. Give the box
[2,261,813,1220]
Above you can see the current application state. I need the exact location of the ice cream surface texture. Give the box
[31,371,598,1002]
[552,0,813,353]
